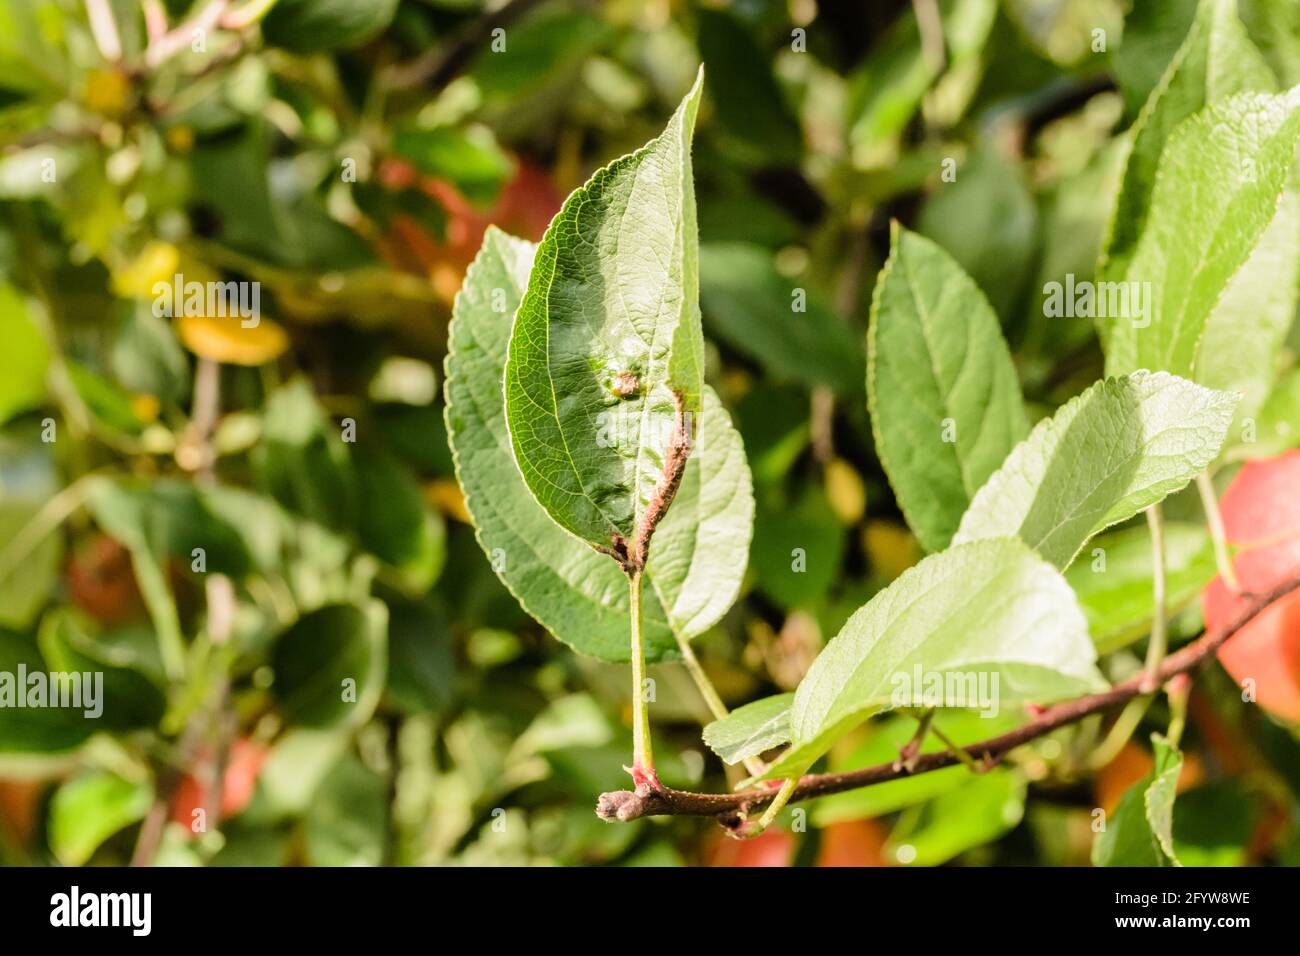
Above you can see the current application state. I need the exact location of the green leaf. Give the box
[390,126,514,205]
[884,768,1026,866]
[1093,733,1184,866]
[1066,522,1218,653]
[87,477,256,578]
[750,486,845,608]
[1196,186,1300,434]
[242,729,348,825]
[868,224,1027,553]
[467,7,610,102]
[1111,0,1198,115]
[0,284,47,425]
[645,390,755,638]
[699,242,864,394]
[702,693,794,766]
[1241,0,1300,86]
[696,9,802,165]
[1171,781,1254,866]
[254,378,358,532]
[261,0,399,53]
[1104,88,1300,379]
[38,610,166,732]
[385,599,455,715]
[0,497,61,630]
[954,372,1237,569]
[354,450,445,592]
[1227,364,1300,460]
[846,0,997,163]
[305,754,386,867]
[916,148,1038,320]
[110,305,190,404]
[66,360,145,435]
[1101,0,1276,287]
[0,629,93,754]
[49,771,151,866]
[503,71,705,553]
[448,230,668,662]
[447,228,752,661]
[763,538,1103,780]
[271,602,387,729]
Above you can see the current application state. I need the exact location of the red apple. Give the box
[1201,451,1300,722]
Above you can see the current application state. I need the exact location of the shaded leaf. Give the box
[700,242,863,394]
[262,0,399,54]
[955,372,1236,569]
[1093,733,1183,866]
[271,602,387,729]
[764,538,1103,780]
[696,8,802,165]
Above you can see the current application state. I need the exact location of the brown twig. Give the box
[628,390,691,572]
[596,571,1300,827]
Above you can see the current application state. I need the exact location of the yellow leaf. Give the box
[130,394,160,423]
[425,478,470,523]
[165,125,195,153]
[111,241,179,299]
[862,520,919,580]
[83,68,131,117]
[824,457,867,525]
[176,314,289,366]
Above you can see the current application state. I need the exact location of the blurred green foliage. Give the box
[0,0,1298,869]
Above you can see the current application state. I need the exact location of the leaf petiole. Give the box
[1196,471,1241,593]
[1140,503,1168,693]
[627,570,655,784]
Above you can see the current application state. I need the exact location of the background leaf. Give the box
[868,224,1027,553]
[48,771,150,867]
[1066,522,1217,653]
[271,602,387,729]
[1093,733,1183,866]
[700,243,863,394]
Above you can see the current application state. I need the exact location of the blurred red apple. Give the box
[1201,452,1300,722]
[66,535,143,625]
[169,739,269,835]
[375,158,562,302]
[705,827,795,867]
[815,819,887,867]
